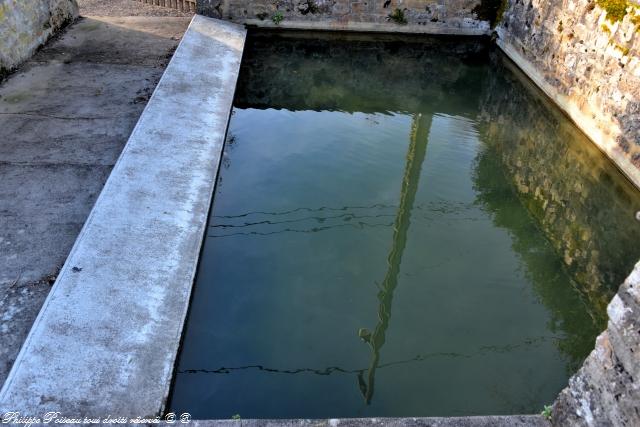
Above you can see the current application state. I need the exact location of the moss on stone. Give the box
[614,43,630,55]
[597,0,630,22]
[472,0,508,28]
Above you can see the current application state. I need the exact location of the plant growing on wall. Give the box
[388,8,408,24]
[272,10,284,24]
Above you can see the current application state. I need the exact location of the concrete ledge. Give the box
[0,14,245,416]
[182,416,549,426]
[239,20,490,36]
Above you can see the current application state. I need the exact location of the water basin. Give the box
[169,31,640,419]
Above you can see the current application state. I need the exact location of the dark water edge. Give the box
[169,30,640,419]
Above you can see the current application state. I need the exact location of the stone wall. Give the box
[496,0,640,189]
[0,0,78,77]
[198,0,492,35]
[552,261,640,426]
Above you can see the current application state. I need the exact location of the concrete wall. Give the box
[0,0,78,77]
[495,0,640,189]
[198,0,492,35]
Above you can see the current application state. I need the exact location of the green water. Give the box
[170,31,640,418]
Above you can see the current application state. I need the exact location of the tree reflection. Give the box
[357,113,431,403]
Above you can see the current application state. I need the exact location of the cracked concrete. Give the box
[0,12,191,386]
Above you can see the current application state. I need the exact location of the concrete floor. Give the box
[0,4,191,386]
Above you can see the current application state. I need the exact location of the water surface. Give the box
[170,31,640,418]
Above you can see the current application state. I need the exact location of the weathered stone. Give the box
[197,0,223,18]
[0,0,78,75]
[553,262,640,426]
[496,0,640,188]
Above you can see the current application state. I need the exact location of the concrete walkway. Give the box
[0,14,191,386]
[0,15,246,416]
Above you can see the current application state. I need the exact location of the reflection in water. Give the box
[357,114,431,404]
[170,31,640,419]
[179,335,558,377]
[476,52,640,330]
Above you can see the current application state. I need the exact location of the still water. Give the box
[170,31,640,418]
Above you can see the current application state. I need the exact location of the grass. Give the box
[541,405,553,420]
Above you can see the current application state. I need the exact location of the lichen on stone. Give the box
[597,0,631,22]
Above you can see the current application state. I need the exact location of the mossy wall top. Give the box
[0,0,78,74]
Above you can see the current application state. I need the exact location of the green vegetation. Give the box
[597,0,631,22]
[472,0,508,28]
[231,414,241,420]
[272,11,284,25]
[388,8,408,24]
[541,405,553,420]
